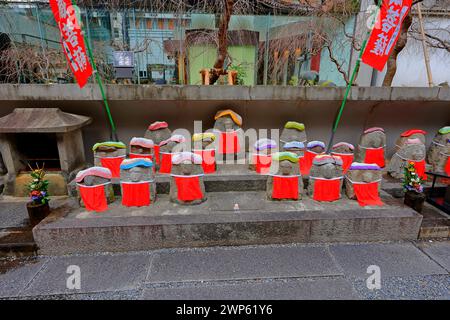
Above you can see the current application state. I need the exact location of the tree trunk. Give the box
[209,0,234,85]
[382,11,413,86]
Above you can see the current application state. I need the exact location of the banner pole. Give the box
[73,2,118,141]
[326,0,382,153]
[416,3,434,87]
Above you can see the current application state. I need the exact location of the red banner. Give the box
[362,0,412,71]
[49,0,93,88]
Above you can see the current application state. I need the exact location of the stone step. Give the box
[0,228,37,258]
[33,191,423,255]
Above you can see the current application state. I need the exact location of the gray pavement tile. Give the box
[415,241,450,272]
[142,277,361,300]
[0,202,29,229]
[147,245,342,283]
[11,289,143,300]
[0,257,49,298]
[352,274,450,300]
[329,242,447,279]
[21,253,152,296]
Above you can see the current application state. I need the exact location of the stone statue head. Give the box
[359,127,386,148]
[310,155,343,179]
[396,129,427,151]
[346,163,382,183]
[398,138,426,161]
[213,109,242,132]
[144,121,172,145]
[270,152,300,176]
[254,138,277,155]
[280,121,307,143]
[75,167,112,186]
[283,141,305,157]
[159,134,187,153]
[332,142,354,154]
[129,137,154,155]
[192,132,216,150]
[171,152,203,176]
[307,141,326,154]
[427,126,450,172]
[93,141,127,158]
[120,158,154,182]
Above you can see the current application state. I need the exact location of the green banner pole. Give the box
[72,2,118,141]
[326,1,382,153]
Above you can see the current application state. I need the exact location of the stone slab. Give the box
[21,252,152,297]
[142,277,360,300]
[146,245,342,283]
[33,191,423,255]
[416,241,450,272]
[0,257,48,298]
[0,202,29,229]
[329,242,447,279]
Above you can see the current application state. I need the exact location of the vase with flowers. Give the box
[403,162,426,213]
[26,164,50,226]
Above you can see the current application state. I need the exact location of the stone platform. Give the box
[33,188,423,255]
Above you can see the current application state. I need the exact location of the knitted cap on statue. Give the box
[355,127,386,168]
[144,121,172,167]
[395,129,427,152]
[129,137,154,161]
[169,152,207,205]
[388,138,428,180]
[331,142,355,174]
[120,158,156,207]
[192,133,217,174]
[213,109,243,155]
[250,138,277,174]
[75,167,114,212]
[345,162,383,207]
[93,141,127,178]
[266,152,303,201]
[307,154,343,202]
[427,126,450,175]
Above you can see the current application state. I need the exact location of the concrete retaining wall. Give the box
[1,85,449,163]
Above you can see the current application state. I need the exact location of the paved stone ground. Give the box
[0,240,449,300]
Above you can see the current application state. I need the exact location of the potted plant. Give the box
[403,162,426,213]
[26,164,50,226]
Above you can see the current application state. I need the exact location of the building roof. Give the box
[0,108,92,133]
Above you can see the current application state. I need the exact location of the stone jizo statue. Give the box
[158,134,187,174]
[170,152,207,205]
[427,126,450,176]
[355,127,386,168]
[395,129,427,152]
[144,121,172,167]
[345,162,383,207]
[250,138,277,174]
[75,167,114,212]
[280,121,307,145]
[129,137,154,161]
[307,154,343,202]
[331,142,354,173]
[120,158,156,207]
[387,138,428,180]
[192,132,217,174]
[93,141,127,178]
[213,109,244,156]
[266,152,303,201]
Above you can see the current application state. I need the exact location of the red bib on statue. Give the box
[153,145,160,165]
[253,154,272,174]
[129,153,153,161]
[159,153,172,174]
[312,178,341,202]
[100,156,125,178]
[78,184,108,212]
[445,157,450,176]
[194,149,216,174]
[353,182,383,207]
[121,182,151,207]
[219,131,240,154]
[174,176,204,201]
[272,176,299,200]
[332,153,354,173]
[363,148,385,168]
[411,160,427,180]
[301,151,321,175]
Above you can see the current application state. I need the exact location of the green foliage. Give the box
[289,76,299,86]
[27,166,50,205]
[228,64,246,85]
